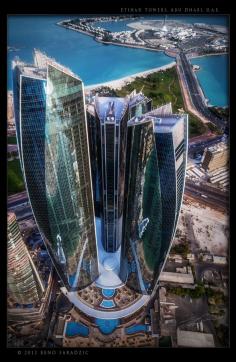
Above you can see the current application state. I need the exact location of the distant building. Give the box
[187,253,195,262]
[7,212,45,305]
[177,329,215,348]
[159,271,194,285]
[169,254,183,263]
[213,255,227,265]
[7,91,14,122]
[201,142,228,172]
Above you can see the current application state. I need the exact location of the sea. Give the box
[7,15,229,107]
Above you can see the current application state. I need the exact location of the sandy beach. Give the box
[84,62,176,92]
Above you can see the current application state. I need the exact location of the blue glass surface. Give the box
[65,321,89,337]
[100,299,115,308]
[125,324,148,334]
[68,274,76,287]
[95,319,120,334]
[102,289,115,298]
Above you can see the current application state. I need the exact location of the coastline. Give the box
[188,52,228,60]
[84,62,176,91]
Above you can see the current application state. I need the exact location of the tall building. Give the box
[12,50,188,320]
[87,92,152,253]
[121,110,188,295]
[12,50,98,292]
[93,96,129,252]
[201,141,229,172]
[7,212,44,305]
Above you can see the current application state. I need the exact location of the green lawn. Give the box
[8,136,17,144]
[115,66,208,138]
[8,159,25,195]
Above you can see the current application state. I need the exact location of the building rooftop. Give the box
[128,113,185,133]
[207,141,228,154]
[128,92,150,108]
[12,49,82,82]
[12,59,46,80]
[8,212,15,223]
[159,271,194,284]
[177,329,215,348]
[95,96,129,123]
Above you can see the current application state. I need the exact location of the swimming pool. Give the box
[125,324,148,334]
[102,289,115,298]
[65,321,89,337]
[100,299,115,308]
[95,318,120,335]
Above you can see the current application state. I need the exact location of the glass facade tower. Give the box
[12,51,188,315]
[12,52,98,291]
[93,96,129,252]
[121,112,188,295]
[87,93,152,253]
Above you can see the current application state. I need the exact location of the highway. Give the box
[8,144,18,153]
[184,181,228,210]
[188,135,223,155]
[8,191,29,210]
[178,52,226,131]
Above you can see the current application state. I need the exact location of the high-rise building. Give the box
[87,92,152,253]
[12,50,188,320]
[201,141,229,172]
[121,110,188,296]
[7,212,45,305]
[12,51,98,292]
[93,96,129,252]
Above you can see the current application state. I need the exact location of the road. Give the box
[184,181,228,211]
[177,51,226,131]
[8,191,29,210]
[188,135,223,155]
[14,206,33,221]
[8,144,18,153]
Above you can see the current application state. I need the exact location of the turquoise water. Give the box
[7,15,172,89]
[100,299,115,308]
[8,15,228,107]
[95,318,119,334]
[190,55,228,107]
[66,321,89,337]
[102,289,115,298]
[125,324,148,334]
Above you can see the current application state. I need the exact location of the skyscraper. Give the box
[87,92,152,254]
[12,50,188,319]
[7,212,45,305]
[121,108,188,296]
[12,51,98,292]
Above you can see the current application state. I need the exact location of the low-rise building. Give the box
[177,329,215,348]
[187,253,195,262]
[159,271,194,285]
[213,255,227,265]
[168,254,183,263]
[201,142,228,172]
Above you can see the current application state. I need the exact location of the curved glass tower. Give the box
[12,50,188,319]
[12,52,98,292]
[121,111,188,295]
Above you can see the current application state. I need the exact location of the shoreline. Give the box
[84,62,176,91]
[188,52,228,60]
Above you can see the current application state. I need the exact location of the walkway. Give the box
[61,287,150,319]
